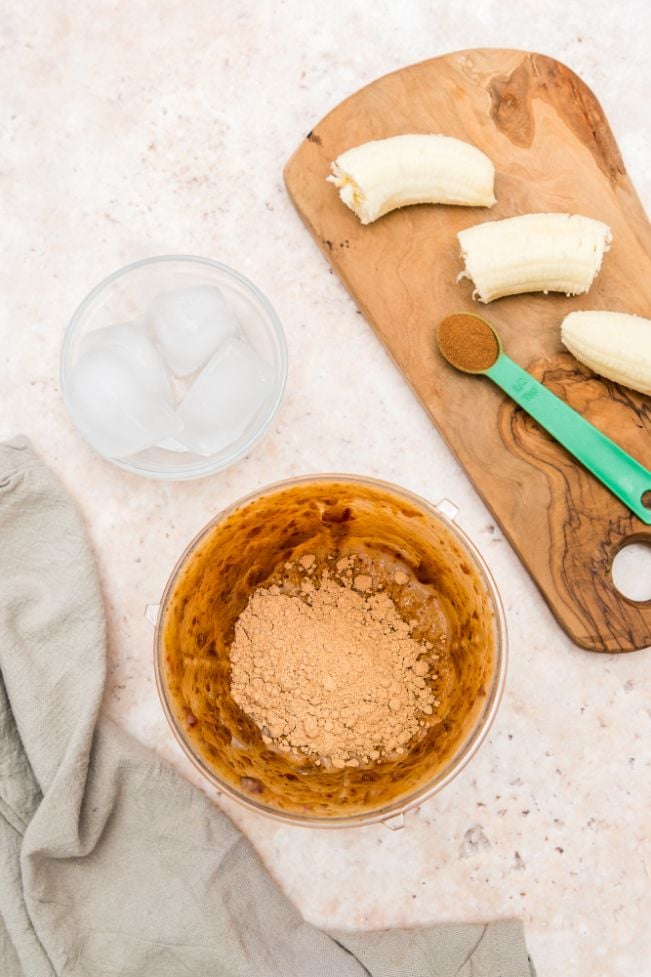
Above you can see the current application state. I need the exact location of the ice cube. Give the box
[68,346,183,458]
[156,437,190,453]
[149,285,239,377]
[178,338,274,455]
[79,320,174,404]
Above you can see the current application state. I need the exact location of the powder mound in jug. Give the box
[229,562,437,768]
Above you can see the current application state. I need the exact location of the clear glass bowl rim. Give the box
[59,254,288,481]
[153,473,508,828]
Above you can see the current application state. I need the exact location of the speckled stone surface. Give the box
[1,3,650,976]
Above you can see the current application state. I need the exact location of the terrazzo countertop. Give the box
[2,3,650,975]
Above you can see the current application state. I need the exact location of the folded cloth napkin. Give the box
[0,437,535,977]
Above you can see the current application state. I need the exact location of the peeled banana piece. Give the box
[561,310,651,396]
[457,213,612,303]
[328,134,496,225]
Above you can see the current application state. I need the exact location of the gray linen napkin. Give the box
[0,437,535,977]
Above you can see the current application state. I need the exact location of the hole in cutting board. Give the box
[611,542,651,603]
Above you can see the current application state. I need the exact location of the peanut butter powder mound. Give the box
[229,565,436,768]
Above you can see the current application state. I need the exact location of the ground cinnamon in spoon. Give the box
[438,313,499,371]
[229,561,437,768]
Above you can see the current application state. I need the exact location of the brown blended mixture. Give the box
[230,557,439,768]
[438,313,499,372]
[160,480,497,818]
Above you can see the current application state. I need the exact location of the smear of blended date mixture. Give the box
[230,556,440,768]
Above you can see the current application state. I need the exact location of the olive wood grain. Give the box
[284,48,651,653]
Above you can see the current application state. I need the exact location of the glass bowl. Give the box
[60,255,287,480]
[153,475,507,828]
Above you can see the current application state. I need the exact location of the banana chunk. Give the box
[328,133,496,225]
[561,310,651,396]
[457,213,612,303]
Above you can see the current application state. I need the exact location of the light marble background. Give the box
[1,2,650,975]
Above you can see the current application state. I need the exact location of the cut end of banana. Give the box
[457,213,612,303]
[561,310,651,396]
[327,133,496,225]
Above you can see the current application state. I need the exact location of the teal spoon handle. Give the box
[485,354,651,525]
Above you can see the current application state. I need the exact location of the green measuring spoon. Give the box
[437,313,651,525]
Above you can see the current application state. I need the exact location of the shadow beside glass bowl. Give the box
[60,255,287,480]
[154,475,507,828]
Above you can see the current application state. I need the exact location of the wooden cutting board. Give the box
[284,48,651,653]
